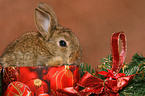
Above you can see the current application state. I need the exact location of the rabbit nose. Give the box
[68,50,81,64]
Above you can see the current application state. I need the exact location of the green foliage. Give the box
[119,74,145,96]
[99,53,145,95]
[79,63,96,77]
[120,54,145,95]
[98,55,112,71]
[124,54,145,76]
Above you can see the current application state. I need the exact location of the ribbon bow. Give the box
[58,32,134,96]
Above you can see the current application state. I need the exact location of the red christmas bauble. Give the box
[43,65,79,93]
[4,81,34,96]
[26,78,49,95]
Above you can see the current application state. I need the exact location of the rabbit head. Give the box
[35,2,81,65]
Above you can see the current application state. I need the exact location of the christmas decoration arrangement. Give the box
[1,65,79,95]
[0,32,145,96]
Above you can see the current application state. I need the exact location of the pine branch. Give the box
[79,63,96,77]
[98,55,112,71]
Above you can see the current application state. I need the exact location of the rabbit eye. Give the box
[59,40,67,47]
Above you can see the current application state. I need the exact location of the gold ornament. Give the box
[34,79,42,87]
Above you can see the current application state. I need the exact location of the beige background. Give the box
[1,0,145,68]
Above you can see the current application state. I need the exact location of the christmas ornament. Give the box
[2,67,19,91]
[42,65,79,94]
[26,78,49,96]
[4,81,34,96]
[1,65,79,95]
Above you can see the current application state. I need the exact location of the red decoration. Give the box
[42,65,79,94]
[2,65,79,95]
[3,67,19,86]
[98,70,126,80]
[19,67,39,84]
[4,81,34,96]
[58,32,135,96]
[26,79,49,96]
[111,32,126,74]
[58,72,134,96]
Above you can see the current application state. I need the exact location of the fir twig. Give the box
[79,63,96,77]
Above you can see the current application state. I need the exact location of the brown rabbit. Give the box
[0,2,81,67]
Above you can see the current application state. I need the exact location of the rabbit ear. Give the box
[35,2,58,40]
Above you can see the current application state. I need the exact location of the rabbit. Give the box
[0,2,81,67]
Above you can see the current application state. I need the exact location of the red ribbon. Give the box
[58,72,134,96]
[58,32,135,96]
[111,32,127,74]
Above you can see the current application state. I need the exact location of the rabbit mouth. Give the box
[68,50,81,65]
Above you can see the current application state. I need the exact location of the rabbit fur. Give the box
[0,2,81,67]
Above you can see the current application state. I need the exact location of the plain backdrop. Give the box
[1,0,145,68]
